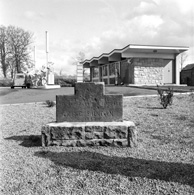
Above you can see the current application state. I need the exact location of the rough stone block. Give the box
[76,140,87,147]
[61,140,77,147]
[50,126,85,140]
[104,126,127,139]
[94,131,104,139]
[85,125,104,139]
[85,131,104,140]
[85,131,94,140]
[128,126,138,147]
[69,127,85,140]
[113,139,128,147]
[85,126,104,132]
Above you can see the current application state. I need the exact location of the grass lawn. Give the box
[0,94,194,194]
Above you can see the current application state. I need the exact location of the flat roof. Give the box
[82,44,189,66]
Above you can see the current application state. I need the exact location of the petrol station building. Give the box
[82,44,189,85]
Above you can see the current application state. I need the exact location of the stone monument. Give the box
[56,83,123,122]
[41,82,137,147]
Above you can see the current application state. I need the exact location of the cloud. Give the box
[24,10,57,23]
[175,0,194,14]
[24,11,43,20]
[32,0,194,75]
[81,14,164,59]
[82,0,194,63]
[133,1,158,15]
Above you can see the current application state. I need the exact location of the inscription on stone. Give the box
[56,82,123,122]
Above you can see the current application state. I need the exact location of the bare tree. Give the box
[7,56,16,79]
[73,51,87,74]
[179,52,188,70]
[72,51,85,66]
[6,26,34,76]
[0,26,9,78]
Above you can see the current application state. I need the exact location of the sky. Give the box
[1,0,194,75]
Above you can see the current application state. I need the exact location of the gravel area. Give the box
[0,94,194,194]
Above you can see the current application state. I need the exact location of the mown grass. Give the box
[0,95,194,195]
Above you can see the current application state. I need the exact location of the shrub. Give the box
[54,76,76,87]
[157,86,173,109]
[0,78,12,87]
[45,100,55,107]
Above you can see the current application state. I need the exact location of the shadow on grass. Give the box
[107,92,142,96]
[138,106,164,109]
[5,135,42,147]
[35,150,194,187]
[147,106,164,109]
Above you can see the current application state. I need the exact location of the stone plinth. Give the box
[41,121,137,147]
[56,82,123,122]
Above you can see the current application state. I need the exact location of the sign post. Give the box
[77,62,83,82]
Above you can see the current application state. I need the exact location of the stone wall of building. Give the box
[133,58,170,85]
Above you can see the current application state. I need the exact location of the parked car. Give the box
[11,73,29,89]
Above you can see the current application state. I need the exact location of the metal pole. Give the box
[45,31,49,83]
[34,46,36,69]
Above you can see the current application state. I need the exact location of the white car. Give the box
[11,73,27,89]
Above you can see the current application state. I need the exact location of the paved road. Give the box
[0,87,74,104]
[0,86,158,105]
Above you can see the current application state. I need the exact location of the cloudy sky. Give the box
[1,0,194,75]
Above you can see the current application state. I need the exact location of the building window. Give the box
[93,67,99,78]
[109,62,120,76]
[109,63,115,76]
[102,65,108,76]
[100,62,121,84]
[115,62,120,75]
[103,78,108,84]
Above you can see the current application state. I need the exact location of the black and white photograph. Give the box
[0,0,194,194]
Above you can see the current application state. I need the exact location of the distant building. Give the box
[82,44,189,85]
[180,63,194,86]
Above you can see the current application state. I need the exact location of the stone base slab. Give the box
[41,121,137,147]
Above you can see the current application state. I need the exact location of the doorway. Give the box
[163,60,174,84]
